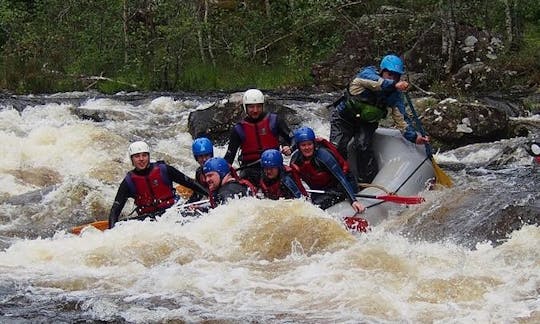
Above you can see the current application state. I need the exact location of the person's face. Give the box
[299,141,315,159]
[245,103,263,119]
[264,167,280,180]
[196,154,212,167]
[131,152,150,170]
[205,171,221,191]
[382,70,401,82]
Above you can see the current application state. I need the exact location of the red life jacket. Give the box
[125,163,175,214]
[235,113,280,163]
[259,166,306,200]
[291,159,334,189]
[290,138,349,189]
[315,137,349,174]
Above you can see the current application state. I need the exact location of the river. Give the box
[0,92,538,323]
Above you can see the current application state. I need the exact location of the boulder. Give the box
[413,97,509,147]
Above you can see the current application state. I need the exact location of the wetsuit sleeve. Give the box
[317,148,357,204]
[167,165,209,197]
[349,66,396,95]
[290,169,308,197]
[276,114,292,146]
[224,126,242,164]
[108,179,130,229]
[388,92,418,143]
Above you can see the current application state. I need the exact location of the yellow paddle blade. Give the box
[176,185,194,199]
[432,160,453,187]
[71,220,109,235]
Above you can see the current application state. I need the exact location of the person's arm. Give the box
[166,165,208,197]
[275,114,293,155]
[108,180,130,229]
[387,93,425,144]
[224,127,242,164]
[349,66,389,94]
[276,114,292,146]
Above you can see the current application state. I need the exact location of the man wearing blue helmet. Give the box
[290,127,365,213]
[203,157,256,208]
[330,54,429,183]
[259,149,308,200]
[185,137,215,203]
[192,137,214,187]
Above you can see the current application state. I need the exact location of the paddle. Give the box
[306,189,425,204]
[69,199,210,235]
[404,93,453,187]
[235,159,261,171]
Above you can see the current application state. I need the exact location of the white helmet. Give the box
[242,89,265,112]
[128,141,150,156]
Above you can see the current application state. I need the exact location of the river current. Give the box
[0,92,538,323]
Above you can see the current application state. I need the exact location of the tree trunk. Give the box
[123,0,129,64]
[197,1,207,63]
[440,0,456,74]
[503,0,521,50]
[265,0,271,18]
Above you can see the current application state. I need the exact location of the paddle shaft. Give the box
[70,199,210,234]
[404,92,453,187]
[235,159,261,171]
[306,189,424,204]
[404,92,433,157]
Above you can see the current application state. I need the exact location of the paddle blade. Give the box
[71,220,109,235]
[432,160,453,187]
[176,185,194,199]
[375,194,425,204]
[355,194,425,204]
[343,216,369,232]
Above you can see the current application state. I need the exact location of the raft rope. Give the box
[360,155,430,209]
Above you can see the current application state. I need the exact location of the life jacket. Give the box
[234,113,280,163]
[125,162,176,215]
[259,166,306,200]
[208,165,257,208]
[291,138,354,193]
[315,137,349,174]
[342,87,388,123]
[195,167,208,189]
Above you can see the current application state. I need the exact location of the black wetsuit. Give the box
[108,164,208,228]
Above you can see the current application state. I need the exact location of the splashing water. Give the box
[0,93,538,322]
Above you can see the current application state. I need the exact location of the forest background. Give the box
[0,0,538,95]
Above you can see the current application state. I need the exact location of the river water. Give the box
[0,92,538,323]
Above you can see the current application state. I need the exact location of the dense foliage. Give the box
[0,0,538,93]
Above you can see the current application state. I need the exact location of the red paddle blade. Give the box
[343,216,369,233]
[376,195,425,204]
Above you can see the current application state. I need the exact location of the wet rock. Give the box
[3,185,57,205]
[187,92,302,144]
[415,97,509,147]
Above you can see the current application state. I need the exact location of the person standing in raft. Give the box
[203,157,257,208]
[330,54,429,183]
[224,88,293,186]
[290,127,365,213]
[108,141,208,228]
[259,149,308,200]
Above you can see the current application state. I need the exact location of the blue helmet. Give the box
[203,157,230,179]
[380,54,404,75]
[261,149,283,168]
[192,137,214,158]
[294,126,316,144]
